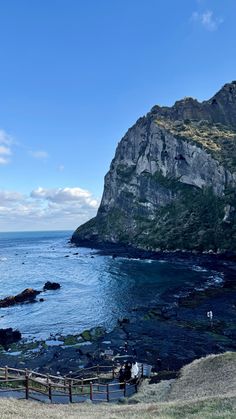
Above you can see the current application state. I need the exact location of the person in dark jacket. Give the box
[119,365,125,389]
[124,361,132,381]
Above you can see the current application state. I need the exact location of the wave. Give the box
[191,265,208,273]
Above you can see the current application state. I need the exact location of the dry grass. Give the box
[129,378,175,403]
[130,352,236,405]
[0,394,235,419]
[0,352,235,418]
[168,351,236,401]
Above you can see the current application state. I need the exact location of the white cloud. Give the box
[0,129,12,165]
[0,129,12,145]
[29,150,49,159]
[0,186,100,231]
[31,187,99,209]
[0,146,11,155]
[191,10,223,31]
[0,190,24,202]
[57,164,65,172]
[0,156,10,165]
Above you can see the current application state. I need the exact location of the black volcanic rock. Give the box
[151,81,236,129]
[0,328,21,347]
[72,82,236,253]
[43,281,61,291]
[0,288,40,308]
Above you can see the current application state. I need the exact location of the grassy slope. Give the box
[168,351,236,401]
[0,352,235,418]
[0,396,235,419]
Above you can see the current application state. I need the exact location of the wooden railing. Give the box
[0,364,142,403]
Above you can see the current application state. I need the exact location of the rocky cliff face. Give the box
[72,82,236,253]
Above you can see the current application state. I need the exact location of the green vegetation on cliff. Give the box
[156,118,236,172]
[134,173,235,252]
[72,82,236,253]
[74,170,236,253]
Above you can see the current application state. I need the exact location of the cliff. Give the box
[72,82,236,253]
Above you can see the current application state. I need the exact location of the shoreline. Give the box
[70,238,236,264]
[1,254,235,378]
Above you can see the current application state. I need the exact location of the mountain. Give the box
[72,82,236,253]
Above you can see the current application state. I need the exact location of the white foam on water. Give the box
[192,265,208,272]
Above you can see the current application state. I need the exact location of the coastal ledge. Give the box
[70,237,236,263]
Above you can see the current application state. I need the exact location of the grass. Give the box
[167,352,236,402]
[0,352,235,418]
[0,394,235,418]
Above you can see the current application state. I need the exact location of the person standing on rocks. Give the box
[207,310,213,327]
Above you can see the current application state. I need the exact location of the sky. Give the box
[0,0,236,231]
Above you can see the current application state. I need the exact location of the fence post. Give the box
[4,366,8,381]
[124,381,126,397]
[48,383,52,402]
[97,364,99,376]
[81,378,84,394]
[25,373,29,400]
[69,379,73,403]
[112,366,115,379]
[107,384,109,402]
[90,382,93,401]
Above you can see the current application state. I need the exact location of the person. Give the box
[207,310,213,327]
[131,361,139,380]
[124,361,132,381]
[119,365,125,389]
[156,358,162,370]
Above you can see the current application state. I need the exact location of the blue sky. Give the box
[0,0,235,231]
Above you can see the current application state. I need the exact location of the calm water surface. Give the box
[0,231,222,339]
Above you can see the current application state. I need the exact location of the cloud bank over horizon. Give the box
[0,186,100,232]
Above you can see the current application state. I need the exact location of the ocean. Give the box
[0,230,223,340]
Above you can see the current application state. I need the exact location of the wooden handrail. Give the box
[0,363,146,404]
[67,364,115,377]
[5,366,26,374]
[0,378,25,383]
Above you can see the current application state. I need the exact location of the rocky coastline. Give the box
[1,252,235,380]
[70,237,236,262]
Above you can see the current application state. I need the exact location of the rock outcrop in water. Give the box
[43,281,61,291]
[72,82,236,253]
[0,288,40,308]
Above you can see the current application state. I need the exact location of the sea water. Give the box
[0,231,222,340]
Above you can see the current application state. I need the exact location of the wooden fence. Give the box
[0,365,142,403]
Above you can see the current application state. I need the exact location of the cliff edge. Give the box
[72,82,236,253]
